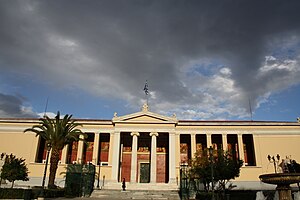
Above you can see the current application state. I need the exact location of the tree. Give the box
[214,150,243,192]
[190,149,243,193]
[24,111,85,188]
[0,154,29,188]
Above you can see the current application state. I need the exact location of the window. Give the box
[242,134,256,166]
[180,134,191,163]
[99,133,110,163]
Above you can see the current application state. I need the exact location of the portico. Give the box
[111,103,178,184]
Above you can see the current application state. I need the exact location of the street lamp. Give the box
[97,159,101,189]
[268,154,280,173]
[40,143,51,199]
[209,146,215,200]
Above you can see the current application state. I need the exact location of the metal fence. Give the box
[65,163,95,197]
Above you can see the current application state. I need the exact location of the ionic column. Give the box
[191,133,197,158]
[77,134,85,164]
[92,133,100,165]
[150,132,158,183]
[130,132,140,183]
[206,134,212,148]
[61,145,68,164]
[222,134,228,151]
[111,131,121,182]
[237,134,245,166]
[169,132,176,184]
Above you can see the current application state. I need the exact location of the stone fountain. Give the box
[259,173,300,200]
[259,155,300,200]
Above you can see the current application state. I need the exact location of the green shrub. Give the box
[195,190,259,200]
[228,190,257,200]
[0,188,65,199]
[195,192,212,200]
[0,188,25,199]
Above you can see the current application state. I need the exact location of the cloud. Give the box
[0,1,300,119]
[0,93,38,118]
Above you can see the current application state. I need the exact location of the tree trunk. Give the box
[11,180,14,188]
[48,148,60,188]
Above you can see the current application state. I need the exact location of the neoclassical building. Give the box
[0,103,300,190]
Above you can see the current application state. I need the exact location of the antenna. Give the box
[43,97,49,118]
[248,98,253,121]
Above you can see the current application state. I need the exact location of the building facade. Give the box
[0,104,300,189]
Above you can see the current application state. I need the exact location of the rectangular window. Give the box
[82,133,95,163]
[180,134,191,163]
[242,134,256,166]
[99,133,110,163]
[196,134,207,154]
[227,134,239,159]
[211,134,222,150]
[36,137,46,163]
[67,141,78,164]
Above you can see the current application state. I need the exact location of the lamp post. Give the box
[209,146,215,200]
[97,159,101,189]
[268,154,280,173]
[40,143,51,199]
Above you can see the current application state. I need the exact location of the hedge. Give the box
[0,188,65,199]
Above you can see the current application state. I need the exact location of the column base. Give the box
[168,178,177,184]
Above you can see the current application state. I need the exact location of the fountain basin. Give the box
[259,173,300,185]
[259,173,300,200]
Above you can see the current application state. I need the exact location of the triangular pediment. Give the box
[112,108,177,124]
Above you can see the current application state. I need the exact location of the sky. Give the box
[0,0,300,121]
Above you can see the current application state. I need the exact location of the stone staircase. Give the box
[102,182,179,190]
[91,189,180,200]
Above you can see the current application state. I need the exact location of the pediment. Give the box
[112,111,177,124]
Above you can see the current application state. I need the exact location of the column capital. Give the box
[131,132,140,137]
[114,131,120,135]
[150,132,158,137]
[169,132,176,136]
[79,134,85,139]
[191,132,197,135]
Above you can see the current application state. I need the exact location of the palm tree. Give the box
[24,111,85,188]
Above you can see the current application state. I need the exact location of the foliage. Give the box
[190,149,243,193]
[24,111,85,188]
[0,188,65,199]
[0,154,29,188]
[0,188,24,199]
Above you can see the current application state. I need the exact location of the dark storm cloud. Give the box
[0,0,300,118]
[0,93,38,118]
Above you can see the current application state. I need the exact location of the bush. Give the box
[228,190,257,200]
[0,188,25,199]
[195,190,261,200]
[196,192,212,200]
[0,187,65,199]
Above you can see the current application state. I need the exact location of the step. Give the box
[91,189,180,200]
[102,182,179,190]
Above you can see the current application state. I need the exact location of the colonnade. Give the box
[189,133,246,163]
[37,131,251,183]
[111,131,176,184]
